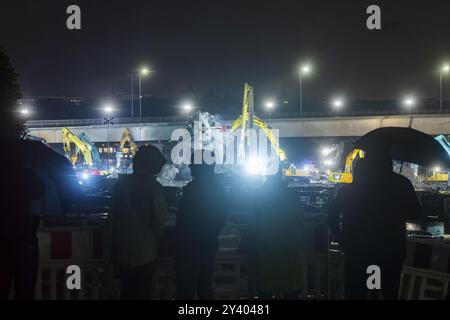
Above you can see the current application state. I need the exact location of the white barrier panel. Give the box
[399,266,450,300]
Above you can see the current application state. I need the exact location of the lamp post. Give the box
[299,63,312,118]
[19,107,29,116]
[103,104,114,172]
[440,64,449,113]
[332,98,344,117]
[403,96,416,115]
[265,100,275,118]
[183,103,192,114]
[130,75,134,119]
[139,67,149,121]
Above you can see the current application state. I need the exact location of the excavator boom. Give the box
[231,83,302,177]
[62,127,94,166]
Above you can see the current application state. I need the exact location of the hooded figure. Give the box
[175,157,228,300]
[328,150,421,299]
[111,145,168,299]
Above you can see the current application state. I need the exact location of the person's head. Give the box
[0,46,23,138]
[133,145,166,175]
[353,150,392,182]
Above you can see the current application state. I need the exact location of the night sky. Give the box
[2,0,450,102]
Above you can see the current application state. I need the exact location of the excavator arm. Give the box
[119,128,138,157]
[231,83,304,177]
[62,127,94,166]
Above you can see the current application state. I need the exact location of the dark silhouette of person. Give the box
[175,160,228,299]
[0,47,79,299]
[111,145,168,300]
[255,171,306,300]
[328,151,421,299]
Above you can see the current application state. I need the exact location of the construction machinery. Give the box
[116,128,138,170]
[62,127,107,169]
[427,135,450,182]
[118,128,138,157]
[231,82,306,178]
[328,148,365,183]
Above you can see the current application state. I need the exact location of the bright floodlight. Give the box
[324,159,334,167]
[441,64,450,73]
[20,108,29,115]
[403,96,415,107]
[265,100,275,109]
[332,98,343,108]
[140,67,149,75]
[183,103,192,112]
[434,166,441,172]
[321,147,333,156]
[300,64,312,75]
[104,104,113,114]
[245,157,266,175]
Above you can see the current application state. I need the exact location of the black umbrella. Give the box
[354,127,450,168]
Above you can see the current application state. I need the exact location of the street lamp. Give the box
[138,67,150,121]
[264,100,275,118]
[19,108,29,116]
[403,96,416,114]
[183,103,193,113]
[332,98,344,117]
[439,63,449,113]
[299,63,312,118]
[103,104,115,172]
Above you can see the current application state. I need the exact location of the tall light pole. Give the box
[139,67,149,121]
[440,63,449,113]
[403,96,416,115]
[183,103,193,114]
[332,98,344,117]
[103,104,114,172]
[299,63,312,118]
[265,100,275,118]
[130,75,134,120]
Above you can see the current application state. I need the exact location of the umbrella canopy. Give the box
[354,127,450,168]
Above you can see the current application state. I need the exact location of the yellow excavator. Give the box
[116,128,139,170]
[62,127,110,176]
[119,128,138,157]
[328,148,364,183]
[231,82,305,177]
[62,127,95,166]
[426,135,450,182]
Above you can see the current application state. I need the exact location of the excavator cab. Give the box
[328,148,364,183]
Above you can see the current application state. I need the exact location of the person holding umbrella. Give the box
[327,127,444,299]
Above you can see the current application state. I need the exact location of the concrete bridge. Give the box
[27,114,450,144]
